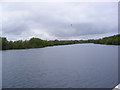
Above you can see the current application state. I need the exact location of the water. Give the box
[0,51,2,89]
[2,44,118,88]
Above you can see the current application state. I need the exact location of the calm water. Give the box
[0,51,2,89]
[2,44,118,88]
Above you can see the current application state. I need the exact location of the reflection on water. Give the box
[2,44,118,88]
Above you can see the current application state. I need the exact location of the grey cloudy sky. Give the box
[0,2,118,40]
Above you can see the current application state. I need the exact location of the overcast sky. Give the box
[0,2,118,40]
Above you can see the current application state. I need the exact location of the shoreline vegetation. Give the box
[0,34,120,50]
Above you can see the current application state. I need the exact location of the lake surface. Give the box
[0,51,2,89]
[2,44,118,88]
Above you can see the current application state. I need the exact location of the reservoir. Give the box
[2,44,118,88]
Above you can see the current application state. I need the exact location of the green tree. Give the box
[29,38,44,48]
[2,37,8,50]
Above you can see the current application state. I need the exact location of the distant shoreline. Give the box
[0,43,119,51]
[0,34,120,50]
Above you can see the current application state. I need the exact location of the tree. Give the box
[2,37,8,50]
[29,38,44,48]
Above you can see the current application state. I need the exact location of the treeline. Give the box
[93,34,120,45]
[0,37,88,50]
[0,34,119,50]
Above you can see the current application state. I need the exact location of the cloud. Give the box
[1,2,118,40]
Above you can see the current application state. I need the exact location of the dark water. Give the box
[2,44,118,88]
